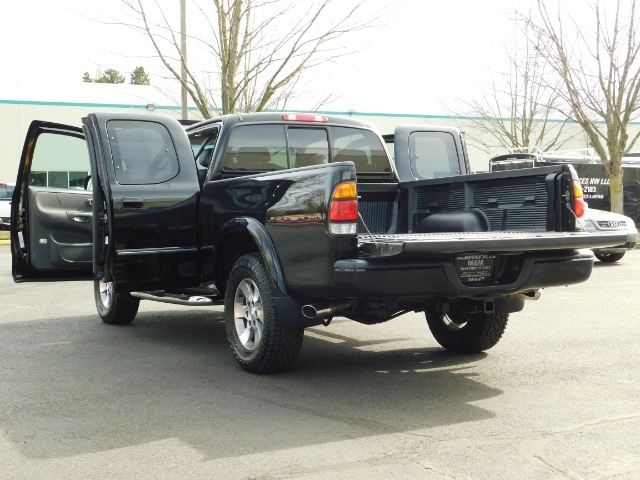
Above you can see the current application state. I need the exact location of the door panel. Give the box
[12,121,94,281]
[28,187,93,270]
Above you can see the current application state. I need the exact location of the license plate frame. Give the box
[455,254,496,284]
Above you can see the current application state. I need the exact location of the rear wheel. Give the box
[225,253,303,374]
[594,251,625,263]
[425,307,508,353]
[94,280,140,325]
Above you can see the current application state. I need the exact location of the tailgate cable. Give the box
[565,200,586,231]
[358,211,379,246]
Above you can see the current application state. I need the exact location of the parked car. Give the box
[0,182,15,230]
[578,207,638,262]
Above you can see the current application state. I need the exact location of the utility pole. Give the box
[180,0,188,120]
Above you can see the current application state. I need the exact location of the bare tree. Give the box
[121,0,378,118]
[525,0,640,214]
[456,26,572,155]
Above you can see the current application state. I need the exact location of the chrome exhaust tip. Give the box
[302,301,353,319]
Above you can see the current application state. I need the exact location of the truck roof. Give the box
[185,112,378,132]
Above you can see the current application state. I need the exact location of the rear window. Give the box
[331,127,390,174]
[223,125,287,171]
[222,124,391,176]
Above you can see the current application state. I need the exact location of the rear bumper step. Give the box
[334,249,596,298]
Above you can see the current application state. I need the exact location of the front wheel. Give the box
[425,308,508,353]
[594,251,625,263]
[225,253,303,374]
[94,280,140,325]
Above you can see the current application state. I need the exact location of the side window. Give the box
[409,131,461,180]
[189,126,220,181]
[287,127,329,168]
[224,125,286,171]
[107,120,179,185]
[331,127,390,173]
[0,184,15,199]
[30,133,89,189]
[385,140,395,161]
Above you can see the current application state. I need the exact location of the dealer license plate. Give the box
[455,254,496,284]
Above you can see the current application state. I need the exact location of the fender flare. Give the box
[218,217,287,297]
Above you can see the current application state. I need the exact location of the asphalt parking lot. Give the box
[1,244,639,479]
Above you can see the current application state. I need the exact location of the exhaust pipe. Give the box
[302,301,353,319]
[507,289,542,301]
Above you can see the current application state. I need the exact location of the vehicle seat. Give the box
[333,149,369,168]
[296,153,327,167]
[197,149,214,186]
[238,146,271,169]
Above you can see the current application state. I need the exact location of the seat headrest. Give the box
[236,146,272,166]
[198,148,214,168]
[296,153,327,167]
[333,149,369,167]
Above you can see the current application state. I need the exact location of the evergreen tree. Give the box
[130,66,151,85]
[97,68,125,84]
[82,68,126,84]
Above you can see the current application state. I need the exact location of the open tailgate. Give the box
[358,231,628,257]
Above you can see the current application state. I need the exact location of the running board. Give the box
[130,291,217,306]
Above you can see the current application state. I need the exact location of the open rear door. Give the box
[13,114,201,291]
[12,121,95,281]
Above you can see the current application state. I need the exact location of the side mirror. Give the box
[84,175,92,191]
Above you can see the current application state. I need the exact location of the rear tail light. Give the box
[573,181,585,218]
[328,181,357,235]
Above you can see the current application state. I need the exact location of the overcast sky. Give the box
[3,0,549,115]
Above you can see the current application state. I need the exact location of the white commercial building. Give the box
[1,80,633,183]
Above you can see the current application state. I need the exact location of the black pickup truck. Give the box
[10,113,625,373]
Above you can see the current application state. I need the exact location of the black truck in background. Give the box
[488,149,638,262]
[11,113,626,373]
[489,149,640,227]
[385,126,637,263]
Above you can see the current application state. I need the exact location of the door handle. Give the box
[67,212,93,223]
[122,197,144,208]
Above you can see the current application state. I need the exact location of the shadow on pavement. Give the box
[0,308,502,460]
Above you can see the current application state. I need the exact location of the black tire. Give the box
[425,308,508,353]
[225,253,304,374]
[594,251,625,263]
[94,280,140,325]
